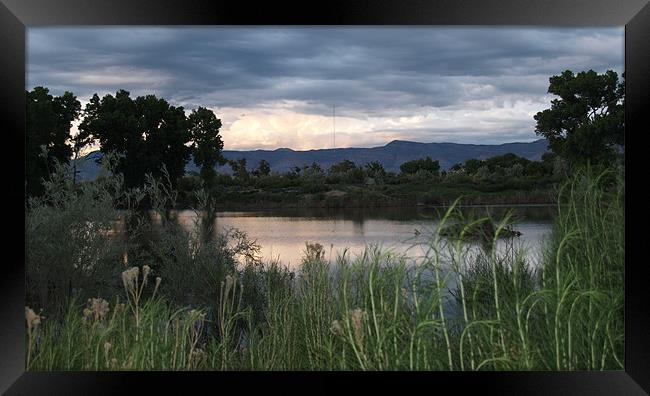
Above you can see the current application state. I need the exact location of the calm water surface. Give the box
[173,205,555,269]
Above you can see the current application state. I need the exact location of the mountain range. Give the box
[74,138,550,181]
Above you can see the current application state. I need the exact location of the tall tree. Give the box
[78,90,192,189]
[229,158,249,180]
[329,159,356,174]
[463,159,484,174]
[534,69,624,167]
[364,161,386,179]
[484,153,530,172]
[400,156,440,175]
[137,95,192,187]
[78,90,142,188]
[26,86,81,197]
[253,159,271,177]
[188,107,226,183]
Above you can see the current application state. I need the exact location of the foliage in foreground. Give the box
[25,168,624,371]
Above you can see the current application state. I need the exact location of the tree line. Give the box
[178,151,565,192]
[26,69,624,200]
[26,88,226,198]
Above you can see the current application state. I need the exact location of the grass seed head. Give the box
[190,348,207,367]
[401,287,409,302]
[89,298,110,321]
[121,267,140,294]
[104,341,112,355]
[82,307,93,322]
[142,265,151,283]
[330,319,344,336]
[25,306,42,333]
[225,274,235,296]
[350,308,366,349]
[153,276,162,296]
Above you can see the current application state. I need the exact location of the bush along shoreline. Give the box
[25,159,623,370]
[171,161,563,210]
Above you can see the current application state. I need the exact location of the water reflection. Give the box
[168,205,555,269]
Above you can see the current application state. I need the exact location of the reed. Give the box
[26,167,624,370]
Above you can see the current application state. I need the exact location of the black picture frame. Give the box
[1,0,648,394]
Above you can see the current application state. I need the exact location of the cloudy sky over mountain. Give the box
[27,27,624,151]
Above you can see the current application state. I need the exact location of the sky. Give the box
[27,27,624,152]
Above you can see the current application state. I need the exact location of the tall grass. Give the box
[25,167,623,370]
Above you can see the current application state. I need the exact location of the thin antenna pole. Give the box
[333,104,336,148]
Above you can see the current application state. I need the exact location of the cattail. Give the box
[350,308,365,350]
[25,307,42,334]
[330,319,344,336]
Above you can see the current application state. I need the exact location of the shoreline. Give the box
[176,201,557,211]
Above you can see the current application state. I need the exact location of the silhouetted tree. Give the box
[26,86,81,198]
[399,156,440,175]
[365,161,387,179]
[309,162,323,174]
[463,158,484,174]
[484,153,531,174]
[329,159,357,174]
[449,163,464,173]
[534,69,624,167]
[78,90,192,189]
[229,158,249,180]
[252,159,271,177]
[189,106,226,184]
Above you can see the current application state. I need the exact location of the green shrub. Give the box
[26,155,131,318]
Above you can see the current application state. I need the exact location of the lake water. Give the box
[172,205,555,269]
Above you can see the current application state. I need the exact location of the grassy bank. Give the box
[175,167,561,210]
[204,185,556,210]
[25,166,623,370]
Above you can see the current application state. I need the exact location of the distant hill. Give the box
[74,139,549,181]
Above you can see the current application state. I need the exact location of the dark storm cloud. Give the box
[27,27,623,147]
